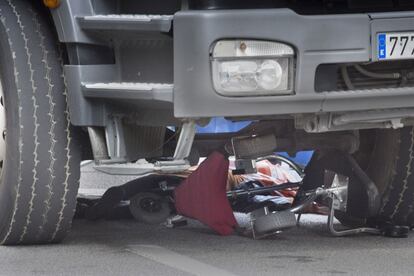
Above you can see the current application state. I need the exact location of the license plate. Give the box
[378,32,414,60]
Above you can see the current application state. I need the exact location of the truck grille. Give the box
[315,60,414,92]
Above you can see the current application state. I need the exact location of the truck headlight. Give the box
[211,40,295,96]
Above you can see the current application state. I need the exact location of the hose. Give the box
[345,154,381,217]
[340,65,355,90]
[341,64,403,91]
[354,64,401,79]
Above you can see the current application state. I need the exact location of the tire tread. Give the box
[0,0,80,245]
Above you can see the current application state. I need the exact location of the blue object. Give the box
[196,117,251,133]
[378,33,386,59]
[196,117,313,166]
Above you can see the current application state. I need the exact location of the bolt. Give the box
[239,42,247,52]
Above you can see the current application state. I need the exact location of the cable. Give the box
[145,129,179,158]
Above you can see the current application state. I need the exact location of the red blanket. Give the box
[174,151,238,235]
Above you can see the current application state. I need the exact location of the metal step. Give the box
[77,14,173,33]
[82,82,174,102]
[93,159,190,176]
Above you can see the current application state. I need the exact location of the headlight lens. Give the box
[257,60,283,90]
[211,40,295,96]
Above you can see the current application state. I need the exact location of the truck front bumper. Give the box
[173,9,414,118]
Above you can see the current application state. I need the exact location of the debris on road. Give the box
[78,151,305,235]
[78,150,410,239]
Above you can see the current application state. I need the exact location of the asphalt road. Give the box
[0,164,414,276]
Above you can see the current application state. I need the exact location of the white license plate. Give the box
[378,32,414,60]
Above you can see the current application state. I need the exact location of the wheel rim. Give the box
[0,81,6,178]
[139,197,163,213]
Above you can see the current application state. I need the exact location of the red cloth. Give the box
[174,151,237,235]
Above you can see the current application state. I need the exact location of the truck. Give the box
[0,0,414,244]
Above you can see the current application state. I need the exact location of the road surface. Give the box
[0,164,413,275]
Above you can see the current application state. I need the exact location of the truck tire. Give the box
[364,127,414,227]
[0,0,80,244]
